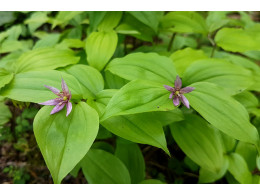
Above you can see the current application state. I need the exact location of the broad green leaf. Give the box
[215,26,260,52]
[88,11,107,33]
[170,47,208,76]
[24,12,49,33]
[85,30,118,71]
[0,40,33,53]
[0,52,22,70]
[0,70,83,103]
[228,153,252,184]
[140,179,165,184]
[96,126,113,140]
[107,52,177,85]
[206,11,229,32]
[88,89,118,116]
[81,149,131,184]
[101,80,175,121]
[70,162,81,178]
[199,157,229,184]
[150,109,184,126]
[182,59,253,95]
[160,11,208,34]
[233,91,259,112]
[116,13,155,42]
[185,82,259,145]
[55,39,85,49]
[102,113,170,155]
[170,114,224,172]
[33,33,60,49]
[105,71,129,89]
[51,11,83,29]
[0,101,12,125]
[0,68,14,89]
[128,11,161,33]
[98,11,122,31]
[220,132,236,153]
[115,138,145,184]
[249,69,260,91]
[236,142,257,171]
[13,48,80,73]
[88,89,170,154]
[33,102,99,184]
[0,11,15,26]
[60,64,104,98]
[91,141,114,154]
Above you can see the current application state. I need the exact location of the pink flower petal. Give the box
[44,85,60,96]
[173,96,179,106]
[164,85,174,92]
[180,94,190,109]
[50,102,65,115]
[38,99,61,106]
[66,102,72,117]
[169,92,174,99]
[180,87,195,94]
[61,78,69,95]
[174,75,182,89]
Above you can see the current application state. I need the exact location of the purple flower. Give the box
[164,76,194,109]
[39,78,72,117]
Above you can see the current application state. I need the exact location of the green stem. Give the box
[167,33,176,52]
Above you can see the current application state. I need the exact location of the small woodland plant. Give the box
[0,11,260,184]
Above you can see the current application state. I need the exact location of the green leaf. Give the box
[0,101,11,125]
[228,153,252,184]
[60,64,104,99]
[85,30,118,71]
[51,11,83,29]
[116,13,155,42]
[170,114,224,172]
[0,52,22,70]
[215,26,260,52]
[235,142,257,171]
[107,52,177,85]
[33,33,60,49]
[115,138,145,184]
[88,89,170,154]
[0,70,83,103]
[140,179,165,184]
[33,102,99,184]
[220,132,236,153]
[88,11,107,33]
[199,157,229,184]
[98,11,122,31]
[87,89,118,116]
[55,39,85,49]
[206,11,229,32]
[0,40,33,53]
[13,48,80,73]
[81,149,131,184]
[105,71,129,89]
[24,12,49,33]
[150,109,184,126]
[170,47,208,76]
[182,59,253,95]
[161,11,208,34]
[128,11,160,33]
[233,91,259,112]
[101,80,175,121]
[185,82,259,145]
[0,11,15,26]
[102,113,170,155]
[0,68,14,89]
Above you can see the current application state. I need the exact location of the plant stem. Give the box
[167,33,176,52]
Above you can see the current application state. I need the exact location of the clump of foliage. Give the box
[0,11,260,184]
